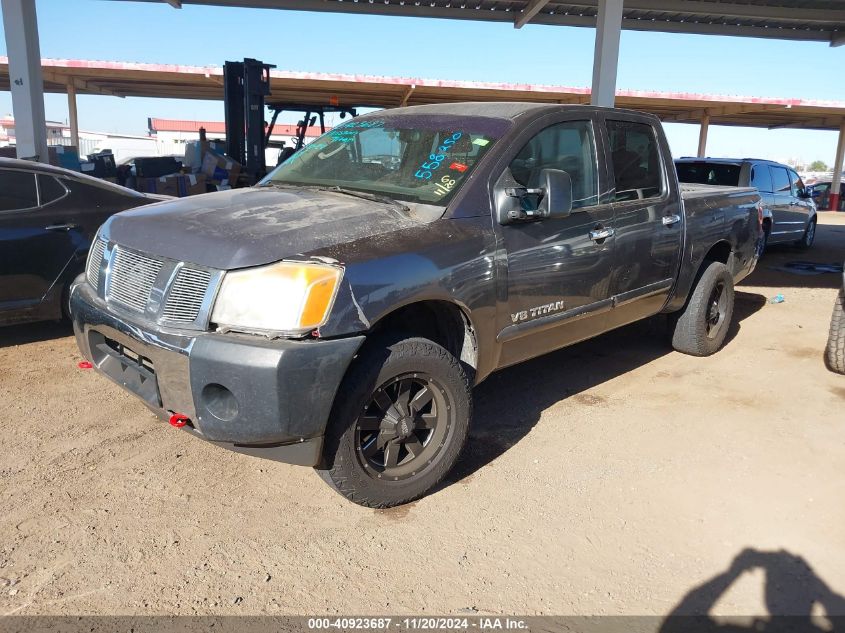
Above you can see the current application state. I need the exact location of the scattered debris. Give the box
[769,294,785,304]
[232,596,243,605]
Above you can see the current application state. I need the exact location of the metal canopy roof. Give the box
[3,57,844,130]
[120,0,845,45]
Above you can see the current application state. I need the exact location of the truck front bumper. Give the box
[70,278,364,466]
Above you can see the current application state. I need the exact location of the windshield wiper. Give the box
[258,182,411,213]
[257,181,298,189]
[312,185,411,213]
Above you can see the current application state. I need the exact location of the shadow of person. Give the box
[660,548,845,633]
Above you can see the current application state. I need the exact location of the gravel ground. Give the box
[1,214,844,622]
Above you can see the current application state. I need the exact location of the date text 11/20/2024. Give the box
[307,617,529,630]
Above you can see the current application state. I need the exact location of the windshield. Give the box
[676,161,741,187]
[261,114,507,205]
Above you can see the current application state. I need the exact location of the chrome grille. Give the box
[107,247,163,313]
[86,239,106,289]
[162,267,212,323]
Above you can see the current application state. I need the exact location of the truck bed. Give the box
[680,182,759,219]
[673,182,761,298]
[680,182,758,201]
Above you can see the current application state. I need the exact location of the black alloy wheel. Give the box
[706,281,728,340]
[355,373,451,481]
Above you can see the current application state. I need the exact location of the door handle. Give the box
[662,214,681,226]
[589,227,615,242]
[45,223,79,232]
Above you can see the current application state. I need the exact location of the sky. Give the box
[1,0,843,165]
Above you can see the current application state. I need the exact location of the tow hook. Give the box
[169,413,191,428]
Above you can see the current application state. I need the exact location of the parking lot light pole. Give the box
[830,121,845,212]
[590,0,624,107]
[1,0,48,162]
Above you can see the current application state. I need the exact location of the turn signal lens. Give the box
[297,266,343,328]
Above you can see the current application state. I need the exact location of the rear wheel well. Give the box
[677,240,732,310]
[368,301,478,374]
[703,241,732,266]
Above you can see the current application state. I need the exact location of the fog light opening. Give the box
[201,383,239,422]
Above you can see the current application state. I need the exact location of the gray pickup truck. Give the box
[71,103,762,507]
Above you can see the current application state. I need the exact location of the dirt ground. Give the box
[1,214,844,623]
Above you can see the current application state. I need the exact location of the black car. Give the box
[0,157,167,326]
[675,157,817,251]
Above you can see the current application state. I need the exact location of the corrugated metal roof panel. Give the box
[110,0,845,43]
[5,57,845,131]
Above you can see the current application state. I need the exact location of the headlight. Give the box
[211,261,343,336]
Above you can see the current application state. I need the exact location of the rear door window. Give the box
[0,169,38,211]
[750,164,773,193]
[37,174,69,205]
[770,166,791,194]
[606,120,663,202]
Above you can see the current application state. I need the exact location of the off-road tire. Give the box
[317,335,472,508]
[825,288,845,375]
[670,261,735,357]
[795,218,816,250]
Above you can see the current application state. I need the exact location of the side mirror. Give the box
[537,168,573,219]
[496,168,574,225]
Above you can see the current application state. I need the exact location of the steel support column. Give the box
[697,114,710,157]
[590,0,624,107]
[67,82,80,149]
[829,122,845,211]
[1,0,47,161]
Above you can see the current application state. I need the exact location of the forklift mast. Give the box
[223,58,275,185]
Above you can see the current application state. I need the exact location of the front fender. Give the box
[311,216,499,379]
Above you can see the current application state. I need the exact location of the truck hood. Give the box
[105,186,436,270]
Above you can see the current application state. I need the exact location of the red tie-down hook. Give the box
[169,413,190,428]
